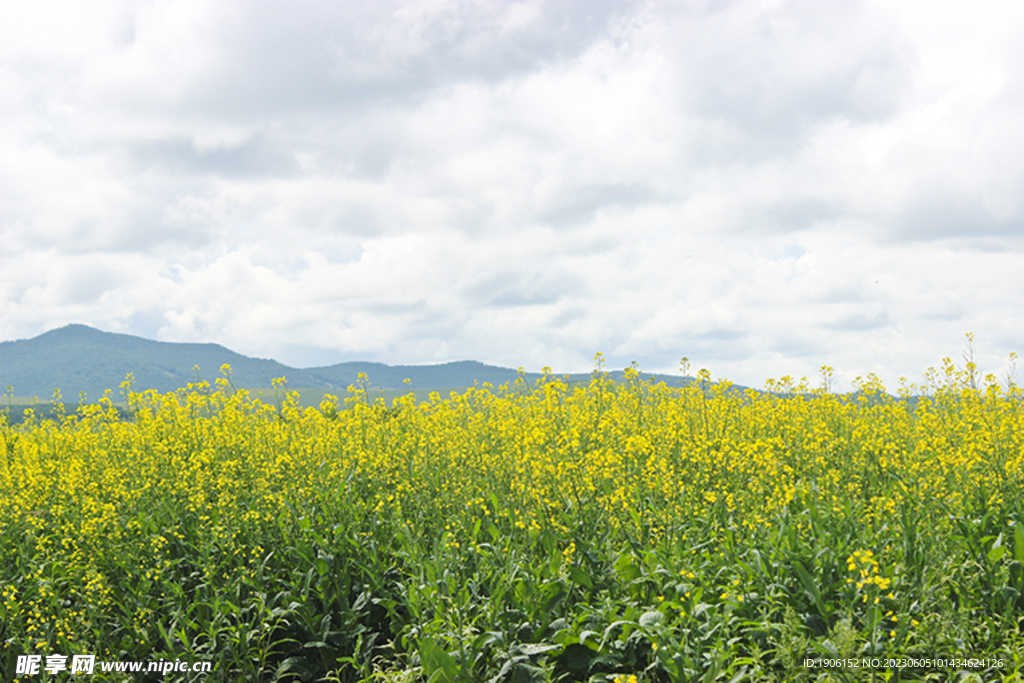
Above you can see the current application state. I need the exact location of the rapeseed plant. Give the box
[0,353,1022,681]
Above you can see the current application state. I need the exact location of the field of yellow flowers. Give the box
[2,354,1023,682]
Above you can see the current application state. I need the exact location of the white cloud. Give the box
[2,0,1023,391]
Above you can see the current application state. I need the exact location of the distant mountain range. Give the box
[0,324,695,401]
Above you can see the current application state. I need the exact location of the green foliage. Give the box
[1,357,1023,682]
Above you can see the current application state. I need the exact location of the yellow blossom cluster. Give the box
[846,549,892,591]
[0,359,1020,661]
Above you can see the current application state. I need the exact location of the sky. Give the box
[2,0,1023,391]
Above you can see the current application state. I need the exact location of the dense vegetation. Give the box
[1,355,1023,681]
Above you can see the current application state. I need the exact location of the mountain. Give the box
[0,324,326,400]
[0,324,695,401]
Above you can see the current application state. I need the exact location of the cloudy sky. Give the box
[2,0,1023,390]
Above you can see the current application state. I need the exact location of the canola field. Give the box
[1,356,1023,682]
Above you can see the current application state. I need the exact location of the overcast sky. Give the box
[2,0,1023,390]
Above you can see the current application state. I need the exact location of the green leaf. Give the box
[559,643,594,671]
[471,631,504,651]
[1015,524,1024,563]
[508,663,546,683]
[420,637,459,683]
[549,546,562,575]
[540,580,567,614]
[613,553,640,582]
[987,545,1006,563]
[314,557,330,577]
[639,610,664,628]
[1009,561,1023,588]
[578,629,600,649]
[600,620,637,647]
[793,560,829,616]
[702,656,720,683]
[569,566,593,588]
[864,605,880,631]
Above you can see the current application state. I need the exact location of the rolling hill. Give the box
[1,324,694,401]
